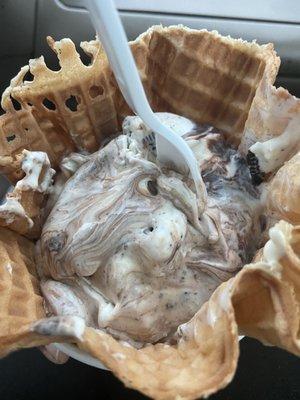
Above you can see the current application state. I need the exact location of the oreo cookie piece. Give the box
[246,150,265,186]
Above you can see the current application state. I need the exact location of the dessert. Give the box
[38,113,263,345]
[0,25,299,400]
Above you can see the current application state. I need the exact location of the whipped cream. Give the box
[38,113,263,344]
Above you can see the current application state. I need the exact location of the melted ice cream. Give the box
[38,113,263,344]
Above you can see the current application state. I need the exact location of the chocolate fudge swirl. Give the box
[38,113,263,344]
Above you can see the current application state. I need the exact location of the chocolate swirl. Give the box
[39,114,263,344]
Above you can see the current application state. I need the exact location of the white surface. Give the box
[61,0,300,23]
[85,0,203,194]
[55,343,107,369]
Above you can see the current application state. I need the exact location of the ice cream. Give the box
[38,113,263,345]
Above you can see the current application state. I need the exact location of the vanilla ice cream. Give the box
[38,113,263,345]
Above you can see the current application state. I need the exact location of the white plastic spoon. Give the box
[86,0,207,212]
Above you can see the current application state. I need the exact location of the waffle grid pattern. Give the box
[0,26,279,183]
[0,228,44,342]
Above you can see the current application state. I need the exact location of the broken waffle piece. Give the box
[0,150,55,238]
[240,85,300,175]
[266,152,300,225]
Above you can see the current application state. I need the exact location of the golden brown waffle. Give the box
[0,26,279,182]
[0,37,118,182]
[241,82,300,153]
[0,190,45,238]
[239,83,300,180]
[0,227,89,356]
[0,25,299,400]
[135,26,279,140]
[266,153,300,224]
[0,227,45,356]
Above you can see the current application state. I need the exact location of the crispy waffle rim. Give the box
[0,24,281,182]
[0,25,299,400]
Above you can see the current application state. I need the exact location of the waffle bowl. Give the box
[0,25,299,400]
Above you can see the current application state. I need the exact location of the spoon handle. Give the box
[86,0,207,210]
[86,0,146,113]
